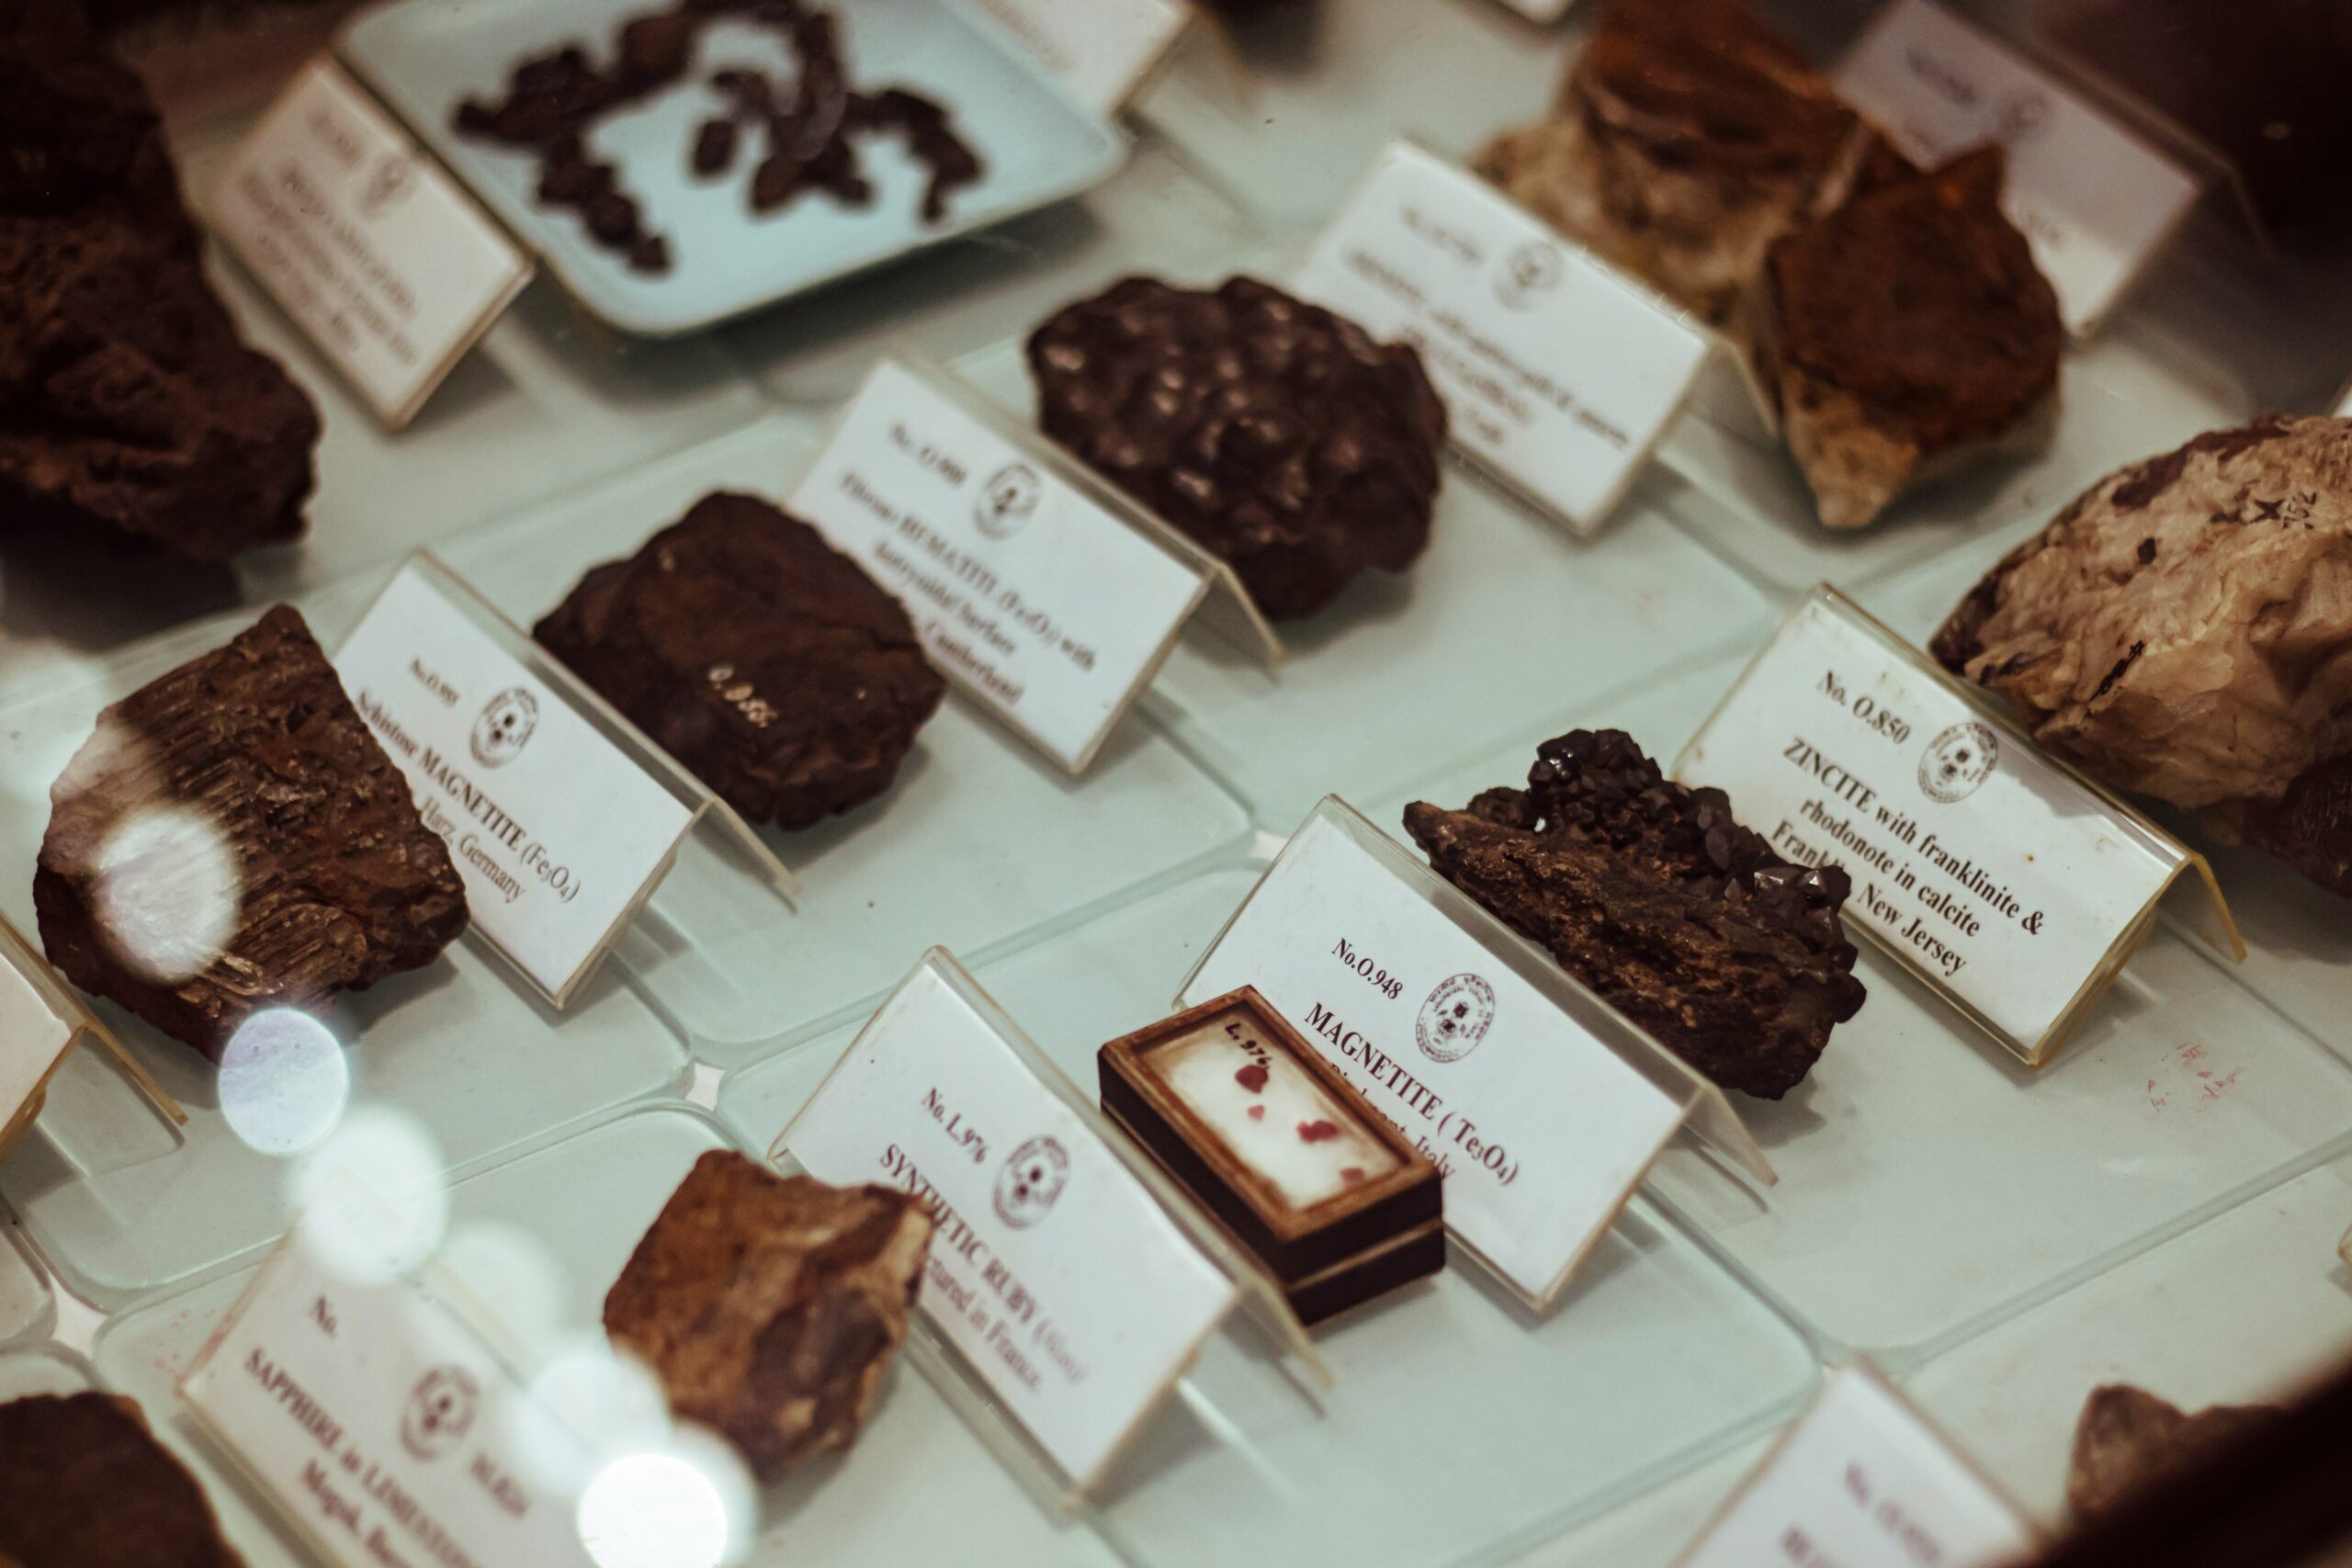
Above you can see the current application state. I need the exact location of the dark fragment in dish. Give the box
[455,0,983,276]
[33,605,469,1059]
[2068,1385,2281,1520]
[1026,276,1446,621]
[0,0,319,559]
[535,492,944,831]
[0,1393,245,1567]
[1404,729,1865,1099]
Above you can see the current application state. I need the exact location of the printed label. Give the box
[211,59,531,426]
[963,0,1189,115]
[1678,1365,2034,1568]
[1184,808,1687,1303]
[793,360,1209,771]
[334,562,696,1000]
[1679,592,2181,1051]
[784,959,1234,1488]
[1836,0,2199,333]
[1297,141,1711,532]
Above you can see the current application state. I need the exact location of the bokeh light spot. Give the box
[93,805,238,982]
[220,1009,349,1156]
[577,1450,734,1568]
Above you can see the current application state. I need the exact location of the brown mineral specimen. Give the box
[1933,417,2352,895]
[0,1393,245,1567]
[1474,0,1880,330]
[34,605,469,1059]
[2068,1385,2281,1519]
[1404,729,1865,1099]
[1754,147,2064,528]
[0,0,320,560]
[534,493,944,831]
[605,1150,934,1480]
[1028,276,1446,621]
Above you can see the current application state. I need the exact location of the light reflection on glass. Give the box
[287,1106,448,1283]
[92,802,239,981]
[220,1008,349,1156]
[576,1442,748,1568]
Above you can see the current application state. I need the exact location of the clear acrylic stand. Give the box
[0,912,184,1160]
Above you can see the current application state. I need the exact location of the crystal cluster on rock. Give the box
[1934,416,2352,897]
[2068,1384,2281,1519]
[0,1393,245,1567]
[34,605,469,1059]
[1403,729,1865,1099]
[0,0,319,560]
[605,1150,934,1480]
[535,492,944,831]
[1027,276,1446,620]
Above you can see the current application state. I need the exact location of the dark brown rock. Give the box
[0,1393,244,1567]
[1028,276,1446,621]
[2068,1385,2281,1519]
[605,1150,933,1481]
[1753,147,2063,528]
[1404,729,1865,1099]
[534,492,944,831]
[0,1,319,560]
[34,605,469,1060]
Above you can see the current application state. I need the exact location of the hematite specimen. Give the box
[35,605,468,1059]
[0,1393,244,1567]
[0,1,319,560]
[1027,276,1446,621]
[534,493,944,831]
[605,1150,933,1480]
[1933,416,2352,896]
[1404,730,1865,1099]
[1754,147,2063,529]
[2068,1385,2280,1519]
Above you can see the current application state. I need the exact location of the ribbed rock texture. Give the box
[34,605,468,1058]
[605,1150,934,1480]
[1404,729,1865,1099]
[2068,1384,2280,1519]
[0,1393,245,1567]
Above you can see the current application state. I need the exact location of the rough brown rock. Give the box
[605,1150,934,1480]
[534,493,944,831]
[34,605,469,1059]
[0,1,320,560]
[1404,729,1865,1099]
[1754,147,2064,528]
[1475,0,1879,331]
[0,1393,245,1567]
[1028,276,1446,621]
[1933,416,2352,894]
[2068,1385,2280,1519]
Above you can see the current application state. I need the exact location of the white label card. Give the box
[793,360,1209,772]
[1184,809,1687,1303]
[1677,1365,2034,1568]
[1836,0,2199,333]
[0,939,74,1134]
[1297,142,1711,534]
[961,0,1190,117]
[335,562,697,1002]
[211,59,531,427]
[181,1194,601,1568]
[1679,592,2182,1054]
[785,960,1234,1489]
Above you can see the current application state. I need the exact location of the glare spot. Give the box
[438,1223,565,1345]
[92,806,239,982]
[220,1009,349,1156]
[287,1107,447,1282]
[514,1340,670,1495]
[577,1445,747,1568]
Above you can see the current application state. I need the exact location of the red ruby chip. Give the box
[1246,1104,1266,1121]
[1234,1064,1270,1093]
[1297,1120,1340,1144]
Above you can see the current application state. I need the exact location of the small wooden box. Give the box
[1099,987,1443,1326]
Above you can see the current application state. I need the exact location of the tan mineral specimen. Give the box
[1934,417,2352,894]
[605,1150,934,1479]
[2067,1384,2278,1519]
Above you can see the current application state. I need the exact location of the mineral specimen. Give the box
[534,493,944,831]
[0,1393,245,1567]
[1403,729,1865,1098]
[604,1150,934,1479]
[2068,1384,2280,1519]
[34,605,469,1058]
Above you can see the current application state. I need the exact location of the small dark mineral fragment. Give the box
[534,493,944,831]
[1027,276,1447,621]
[1404,729,1865,1099]
[2068,1385,2281,1519]
[0,1393,245,1568]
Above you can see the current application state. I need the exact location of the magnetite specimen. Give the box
[1404,730,1865,1099]
[534,492,944,831]
[605,1150,934,1480]
[1753,147,2063,528]
[1933,416,2352,896]
[0,0,319,559]
[0,1393,245,1568]
[2068,1385,2281,1519]
[34,606,468,1059]
[1475,0,1879,331]
[1028,276,1446,620]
